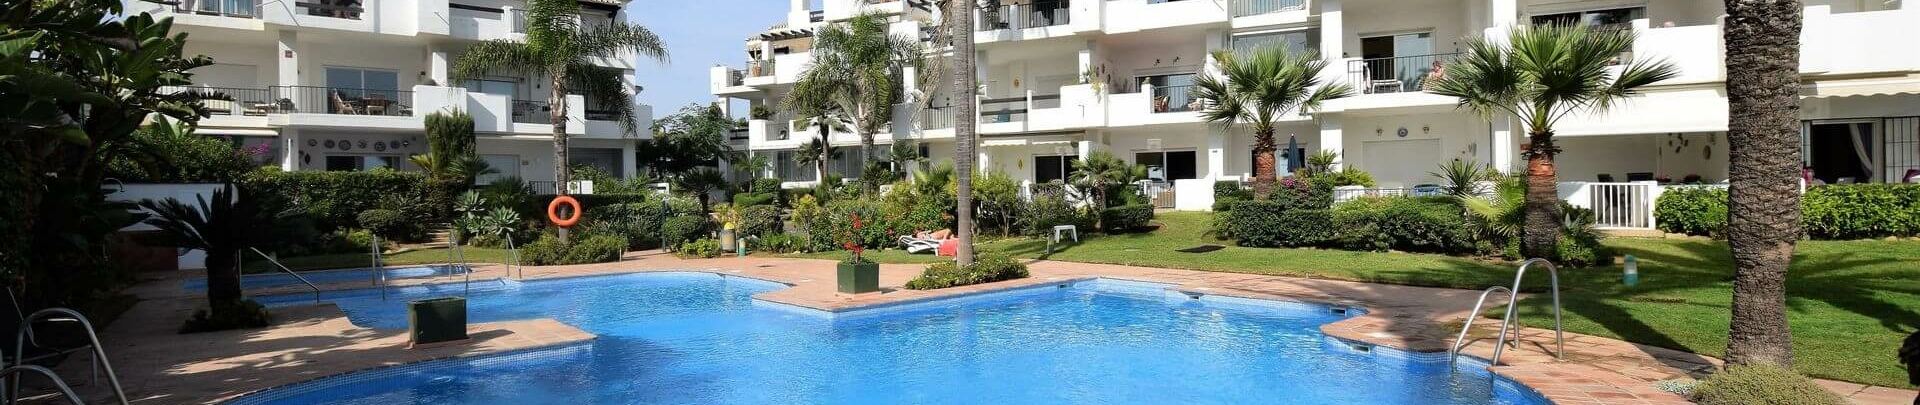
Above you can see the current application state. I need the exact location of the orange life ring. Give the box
[547,196,582,227]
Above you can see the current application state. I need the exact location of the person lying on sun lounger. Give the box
[899,229,955,254]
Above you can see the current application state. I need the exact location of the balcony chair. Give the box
[329,92,359,115]
[1597,174,1615,183]
[203,99,236,115]
[1626,172,1655,182]
[364,93,389,115]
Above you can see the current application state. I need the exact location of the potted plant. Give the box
[836,213,880,294]
[750,105,774,120]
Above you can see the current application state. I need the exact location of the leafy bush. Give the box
[1802,184,1920,240]
[903,253,1030,290]
[737,205,783,237]
[733,192,777,207]
[1690,365,1845,405]
[1214,180,1253,202]
[661,215,712,251]
[521,232,629,265]
[179,299,271,333]
[973,171,1024,237]
[753,233,803,254]
[1022,191,1093,236]
[1655,186,1729,237]
[750,177,783,194]
[1314,167,1376,187]
[676,238,723,258]
[1331,197,1472,253]
[804,200,888,252]
[1225,201,1334,248]
[355,209,418,241]
[1100,204,1154,233]
[245,169,438,232]
[1270,176,1335,211]
[106,124,255,183]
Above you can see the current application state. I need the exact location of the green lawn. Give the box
[796,212,1919,387]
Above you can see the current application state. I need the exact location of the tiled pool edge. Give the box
[217,344,596,405]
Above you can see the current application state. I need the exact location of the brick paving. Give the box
[48,250,1917,405]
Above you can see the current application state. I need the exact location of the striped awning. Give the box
[1802,74,1920,98]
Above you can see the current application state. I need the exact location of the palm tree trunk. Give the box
[1251,128,1277,199]
[817,128,832,184]
[1722,0,1802,367]
[550,73,571,243]
[205,247,241,315]
[950,0,977,267]
[1520,131,1563,259]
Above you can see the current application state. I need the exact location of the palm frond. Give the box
[566,63,639,135]
[577,21,669,64]
[449,40,543,84]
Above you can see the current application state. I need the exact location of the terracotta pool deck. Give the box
[60,251,1915,405]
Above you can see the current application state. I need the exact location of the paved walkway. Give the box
[42,251,1917,405]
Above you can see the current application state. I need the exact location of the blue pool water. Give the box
[186,265,465,291]
[237,273,1548,405]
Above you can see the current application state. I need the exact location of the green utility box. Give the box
[837,262,880,294]
[408,297,468,346]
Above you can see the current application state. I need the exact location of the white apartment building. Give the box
[131,0,654,190]
[717,0,1917,228]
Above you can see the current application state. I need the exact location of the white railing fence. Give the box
[1585,182,1655,229]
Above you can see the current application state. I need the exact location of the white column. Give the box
[428,47,449,86]
[1319,116,1345,169]
[978,150,991,175]
[1077,41,1095,79]
[280,129,301,171]
[621,141,638,179]
[1490,115,1517,174]
[276,31,300,87]
[1206,126,1227,179]
[1319,0,1344,59]
[788,0,811,27]
[1489,0,1517,27]
[1076,140,1092,160]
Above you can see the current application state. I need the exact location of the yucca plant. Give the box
[1193,46,1352,199]
[449,0,667,195]
[1427,24,1678,258]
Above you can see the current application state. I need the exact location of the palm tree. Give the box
[950,0,980,266]
[1069,151,1145,226]
[1427,25,1678,258]
[889,140,925,179]
[795,137,841,184]
[1721,0,1804,367]
[449,0,667,196]
[730,152,771,182]
[674,168,730,212]
[784,11,923,167]
[140,185,307,317]
[1192,46,1352,199]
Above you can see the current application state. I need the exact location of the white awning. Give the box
[981,139,1028,147]
[197,128,278,137]
[1802,74,1920,98]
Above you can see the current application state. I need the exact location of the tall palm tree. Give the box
[450,0,667,196]
[1722,0,1803,367]
[1427,25,1678,258]
[785,11,923,168]
[950,0,979,266]
[1192,46,1351,199]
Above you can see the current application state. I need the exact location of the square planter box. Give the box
[408,297,468,346]
[837,262,880,294]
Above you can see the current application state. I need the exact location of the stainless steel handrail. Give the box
[0,365,87,405]
[371,234,387,300]
[12,308,128,405]
[247,248,320,303]
[451,234,472,296]
[1447,258,1565,367]
[503,233,522,280]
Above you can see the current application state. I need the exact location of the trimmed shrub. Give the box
[179,299,271,333]
[1100,204,1155,233]
[244,169,435,232]
[1275,209,1336,247]
[1654,186,1729,237]
[1022,192,1093,236]
[1690,365,1845,405]
[521,232,628,265]
[676,238,722,258]
[753,233,803,254]
[733,192,777,207]
[355,209,416,241]
[903,253,1030,290]
[737,205,783,237]
[750,178,783,194]
[1332,197,1471,253]
[661,215,712,251]
[1225,200,1288,247]
[1802,184,1920,240]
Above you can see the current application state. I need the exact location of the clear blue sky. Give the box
[627,0,787,117]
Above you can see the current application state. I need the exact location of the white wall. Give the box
[1341,112,1488,187]
[1343,0,1474,59]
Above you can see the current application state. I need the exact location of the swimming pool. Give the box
[185,265,466,291]
[234,272,1548,405]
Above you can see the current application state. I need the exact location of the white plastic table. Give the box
[1050,225,1079,244]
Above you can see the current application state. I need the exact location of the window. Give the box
[1250,146,1309,178]
[325,155,360,171]
[478,154,520,184]
[1531,7,1645,30]
[325,67,399,100]
[829,148,866,178]
[1034,155,1076,183]
[1136,151,1198,182]
[1137,73,1198,113]
[464,78,516,97]
[775,150,819,182]
[1232,29,1318,56]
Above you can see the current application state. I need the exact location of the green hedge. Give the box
[736,205,783,237]
[676,238,722,258]
[244,169,438,232]
[1100,204,1154,233]
[1654,186,1729,237]
[903,253,1030,290]
[733,192,777,207]
[661,215,712,251]
[1656,184,1920,240]
[1331,196,1472,254]
[521,232,628,265]
[355,209,419,242]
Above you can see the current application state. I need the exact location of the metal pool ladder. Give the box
[370,234,388,300]
[248,248,321,303]
[503,233,523,280]
[1448,258,1564,367]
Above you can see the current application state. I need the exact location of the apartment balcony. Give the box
[1101,0,1229,34]
[171,0,260,19]
[975,0,1099,42]
[1229,0,1310,28]
[1109,84,1206,127]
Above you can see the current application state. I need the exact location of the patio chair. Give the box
[898,236,942,254]
[203,99,236,115]
[330,91,359,115]
[364,93,389,115]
